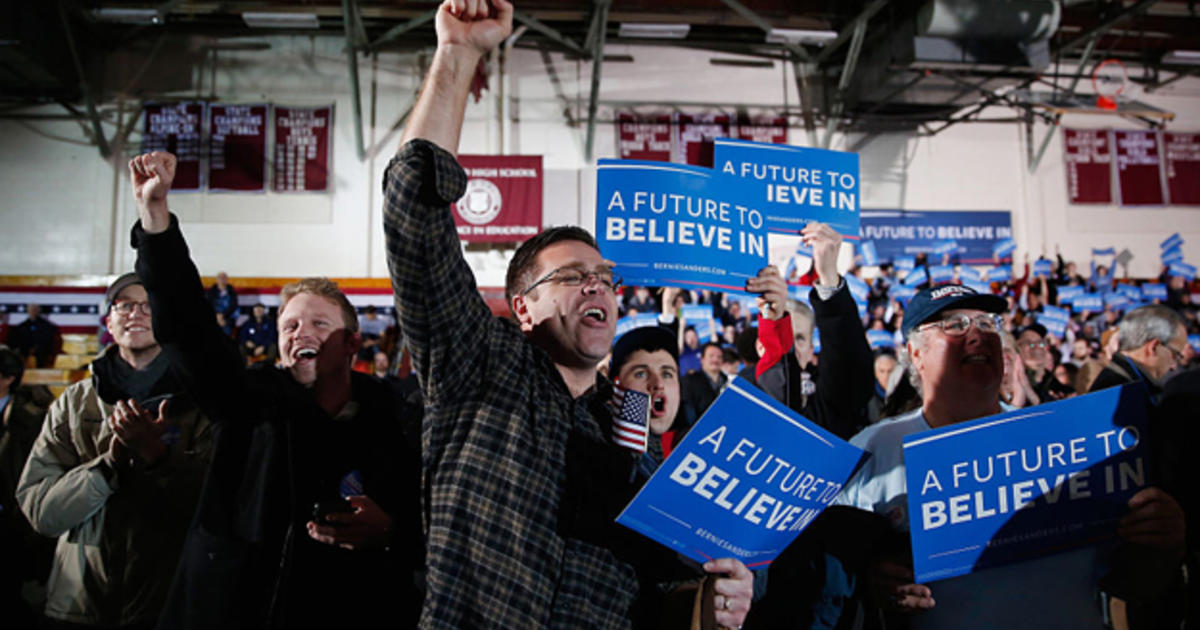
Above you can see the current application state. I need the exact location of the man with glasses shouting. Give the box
[17,273,212,629]
[384,1,751,627]
[832,284,1185,629]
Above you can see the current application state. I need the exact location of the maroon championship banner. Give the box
[272,105,332,193]
[736,116,788,144]
[617,112,672,161]
[207,104,267,192]
[1062,128,1113,204]
[676,112,730,167]
[1164,132,1200,206]
[142,102,204,191]
[1114,129,1166,206]
[452,155,543,242]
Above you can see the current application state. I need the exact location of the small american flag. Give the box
[610,385,650,453]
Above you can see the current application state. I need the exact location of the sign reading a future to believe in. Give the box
[618,379,865,567]
[903,385,1150,583]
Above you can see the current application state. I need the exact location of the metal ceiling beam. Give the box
[1028,113,1062,173]
[57,2,110,159]
[816,0,888,65]
[584,0,611,162]
[790,59,817,145]
[341,0,366,160]
[821,16,868,148]
[1146,66,1200,92]
[515,9,587,57]
[716,0,811,62]
[1057,0,1160,56]
[367,8,436,51]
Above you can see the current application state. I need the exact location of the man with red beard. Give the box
[124,152,423,628]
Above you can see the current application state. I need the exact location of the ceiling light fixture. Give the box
[766,28,838,46]
[92,8,162,25]
[618,23,690,39]
[242,12,321,29]
[1162,50,1200,65]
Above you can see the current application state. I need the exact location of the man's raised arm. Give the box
[401,0,513,154]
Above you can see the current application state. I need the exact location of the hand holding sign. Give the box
[870,561,935,613]
[1118,487,1185,552]
[802,222,842,287]
[706,558,754,628]
[128,151,176,234]
[746,266,787,321]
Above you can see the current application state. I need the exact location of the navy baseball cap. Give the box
[610,325,679,377]
[902,284,1007,339]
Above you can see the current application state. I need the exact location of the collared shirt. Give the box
[384,140,640,629]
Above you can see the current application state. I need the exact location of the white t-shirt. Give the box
[837,408,1107,630]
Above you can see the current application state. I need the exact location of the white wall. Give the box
[2,37,1199,282]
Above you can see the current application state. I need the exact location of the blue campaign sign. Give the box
[596,160,768,294]
[1104,293,1131,311]
[787,284,813,305]
[1116,284,1142,301]
[860,210,1013,264]
[713,138,861,240]
[682,304,716,340]
[1042,318,1067,339]
[1032,259,1053,278]
[1162,249,1185,265]
[892,285,917,305]
[615,313,661,342]
[617,378,865,567]
[1169,262,1197,279]
[860,240,880,266]
[1092,247,1116,256]
[1161,232,1183,251]
[903,385,1151,583]
[1189,335,1200,352]
[929,265,955,285]
[957,265,982,281]
[1040,305,1070,323]
[1057,285,1084,303]
[903,267,928,287]
[961,279,991,295]
[867,329,896,349]
[992,238,1016,259]
[845,274,871,302]
[1142,283,1167,300]
[1073,293,1105,312]
[894,255,916,271]
[985,265,1011,283]
[932,240,959,256]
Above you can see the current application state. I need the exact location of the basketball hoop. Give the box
[1092,59,1127,111]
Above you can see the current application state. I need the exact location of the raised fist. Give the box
[128,151,176,233]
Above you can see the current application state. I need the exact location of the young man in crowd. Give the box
[384,1,751,627]
[17,273,212,629]
[835,284,1185,629]
[125,152,423,628]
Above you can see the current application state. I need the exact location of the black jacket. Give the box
[133,217,423,629]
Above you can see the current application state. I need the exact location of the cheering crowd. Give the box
[1,1,1197,629]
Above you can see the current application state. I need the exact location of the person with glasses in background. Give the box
[16,273,212,629]
[829,285,1185,630]
[1016,323,1073,402]
[1090,304,1189,396]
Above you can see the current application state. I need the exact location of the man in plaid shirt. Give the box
[384,1,752,627]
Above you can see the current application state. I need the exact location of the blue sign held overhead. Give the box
[1161,232,1183,252]
[961,279,991,295]
[1169,262,1197,279]
[1104,293,1131,311]
[615,313,662,342]
[860,240,880,266]
[1162,249,1185,265]
[617,378,865,567]
[986,266,1011,283]
[1189,335,1200,353]
[845,274,871,303]
[597,160,768,293]
[713,138,861,239]
[1092,247,1116,257]
[894,255,916,271]
[904,385,1151,583]
[957,265,982,281]
[992,238,1017,259]
[892,285,917,305]
[903,267,929,287]
[682,304,717,341]
[929,265,955,285]
[1040,305,1071,324]
[932,240,959,257]
[1032,259,1053,278]
[1042,318,1067,339]
[1057,285,1084,304]
[1072,293,1105,313]
[1116,284,1142,301]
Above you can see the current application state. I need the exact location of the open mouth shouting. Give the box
[294,347,319,361]
[582,306,608,325]
[650,394,667,417]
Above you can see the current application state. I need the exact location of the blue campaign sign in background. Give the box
[1040,305,1071,323]
[894,255,916,271]
[845,274,871,302]
[1162,248,1185,265]
[615,313,662,342]
[903,267,928,287]
[1032,259,1053,278]
[1073,293,1105,312]
[1057,285,1084,303]
[682,304,717,340]
[1092,247,1116,256]
[892,285,917,305]
[617,379,865,568]
[1162,232,1183,251]
[929,265,955,285]
[597,160,768,294]
[903,385,1151,583]
[713,138,861,240]
[992,238,1016,259]
[867,329,896,349]
[860,210,1013,264]
[860,240,879,266]
[1189,335,1200,352]
[1116,284,1142,301]
[1142,283,1167,300]
[957,265,982,281]
[986,265,1011,283]
[1169,262,1197,279]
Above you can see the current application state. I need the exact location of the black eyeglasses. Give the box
[916,313,1002,336]
[111,301,151,316]
[1163,343,1186,363]
[521,266,622,295]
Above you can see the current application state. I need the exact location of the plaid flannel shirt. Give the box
[384,140,640,629]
